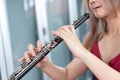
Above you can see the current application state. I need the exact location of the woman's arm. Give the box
[40,57,88,80]
[77,46,120,80]
[19,41,88,80]
[52,25,120,80]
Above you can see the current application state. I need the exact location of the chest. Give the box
[98,38,120,64]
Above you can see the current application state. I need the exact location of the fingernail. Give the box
[52,31,55,33]
[18,59,21,62]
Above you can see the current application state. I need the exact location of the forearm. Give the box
[79,47,120,80]
[40,61,69,80]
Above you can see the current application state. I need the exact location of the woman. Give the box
[19,0,120,80]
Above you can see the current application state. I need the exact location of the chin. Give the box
[94,13,107,19]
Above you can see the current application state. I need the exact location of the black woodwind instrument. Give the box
[8,13,89,80]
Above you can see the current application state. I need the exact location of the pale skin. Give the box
[19,0,120,80]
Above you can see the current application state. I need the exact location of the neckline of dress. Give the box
[96,41,120,64]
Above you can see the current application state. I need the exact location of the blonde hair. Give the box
[82,0,120,50]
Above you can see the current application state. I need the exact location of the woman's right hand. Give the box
[18,40,49,68]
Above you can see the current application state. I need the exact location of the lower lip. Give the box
[94,7,101,10]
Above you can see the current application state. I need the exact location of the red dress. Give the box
[90,41,120,80]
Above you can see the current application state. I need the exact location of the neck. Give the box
[105,13,120,36]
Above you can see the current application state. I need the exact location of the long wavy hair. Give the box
[82,0,120,50]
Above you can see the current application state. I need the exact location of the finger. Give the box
[33,48,38,53]
[18,57,25,62]
[24,51,31,62]
[53,26,67,37]
[68,25,76,34]
[59,29,69,38]
[37,40,42,51]
[61,26,72,34]
[28,44,36,56]
[59,26,75,39]
[52,30,66,39]
[58,26,74,38]
[52,31,57,36]
[40,58,48,64]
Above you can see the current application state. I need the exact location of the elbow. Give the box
[52,67,76,80]
[65,68,76,80]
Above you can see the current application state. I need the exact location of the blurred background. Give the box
[0,0,93,80]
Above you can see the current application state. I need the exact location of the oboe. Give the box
[8,13,89,80]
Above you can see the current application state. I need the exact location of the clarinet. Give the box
[8,13,89,80]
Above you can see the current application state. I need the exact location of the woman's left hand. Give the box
[52,25,84,57]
